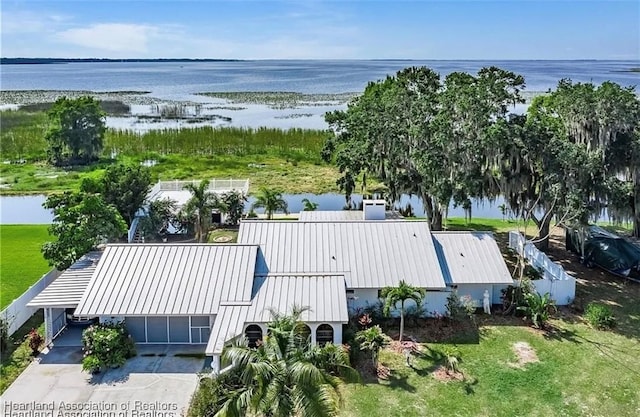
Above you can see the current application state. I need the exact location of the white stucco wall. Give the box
[347,288,450,317]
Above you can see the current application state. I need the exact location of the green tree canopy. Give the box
[497,80,640,246]
[302,198,319,211]
[324,66,524,230]
[381,280,426,342]
[251,188,289,219]
[44,96,106,165]
[220,190,247,226]
[182,180,222,242]
[42,191,127,270]
[98,163,152,227]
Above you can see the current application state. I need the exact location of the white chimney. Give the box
[363,199,386,220]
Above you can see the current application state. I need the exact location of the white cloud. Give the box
[55,23,159,54]
[1,10,69,34]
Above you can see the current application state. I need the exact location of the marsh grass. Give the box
[19,100,130,115]
[106,126,327,161]
[1,109,328,164]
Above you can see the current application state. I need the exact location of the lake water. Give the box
[1,60,637,130]
[0,193,604,225]
[1,60,638,96]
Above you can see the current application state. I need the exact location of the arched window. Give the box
[316,324,334,346]
[245,324,263,348]
[295,324,312,348]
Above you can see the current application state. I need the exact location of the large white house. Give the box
[28,201,514,373]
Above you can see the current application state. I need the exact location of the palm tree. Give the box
[218,306,357,417]
[301,198,319,211]
[183,180,223,242]
[251,188,289,219]
[381,280,426,342]
[355,325,389,367]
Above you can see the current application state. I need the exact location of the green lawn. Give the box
[0,225,52,308]
[207,227,239,243]
[342,315,640,417]
[341,223,640,417]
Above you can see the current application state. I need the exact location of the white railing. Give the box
[0,269,61,335]
[509,231,576,305]
[154,179,249,193]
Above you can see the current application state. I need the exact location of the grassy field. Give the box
[0,154,343,195]
[0,225,52,308]
[0,109,344,194]
[341,228,640,417]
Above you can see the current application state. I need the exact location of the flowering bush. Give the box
[28,329,44,356]
[81,321,136,373]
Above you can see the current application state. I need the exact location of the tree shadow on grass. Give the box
[385,372,417,393]
[541,324,582,344]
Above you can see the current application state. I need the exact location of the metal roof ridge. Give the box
[255,272,348,277]
[432,231,494,234]
[103,243,260,247]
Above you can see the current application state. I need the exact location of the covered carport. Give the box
[27,251,102,345]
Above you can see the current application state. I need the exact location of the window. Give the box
[245,324,263,348]
[296,324,311,348]
[316,324,334,346]
[190,316,211,344]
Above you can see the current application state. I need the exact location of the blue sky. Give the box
[1,1,638,59]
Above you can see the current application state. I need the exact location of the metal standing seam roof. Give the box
[238,221,446,289]
[432,232,514,285]
[27,251,103,308]
[206,273,348,355]
[298,211,403,221]
[74,244,258,316]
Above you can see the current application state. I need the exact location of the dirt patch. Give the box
[510,341,539,368]
[432,365,465,382]
[388,340,421,355]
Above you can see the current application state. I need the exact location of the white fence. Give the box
[0,269,60,335]
[150,179,250,194]
[508,231,576,305]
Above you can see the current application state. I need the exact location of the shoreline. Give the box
[1,89,551,108]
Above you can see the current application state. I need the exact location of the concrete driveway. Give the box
[1,345,206,416]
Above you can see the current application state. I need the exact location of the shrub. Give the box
[446,291,473,322]
[355,325,390,367]
[442,347,461,374]
[81,321,136,373]
[517,292,557,329]
[188,368,244,417]
[501,279,534,315]
[363,300,386,325]
[28,329,44,356]
[584,303,617,329]
[0,318,10,352]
